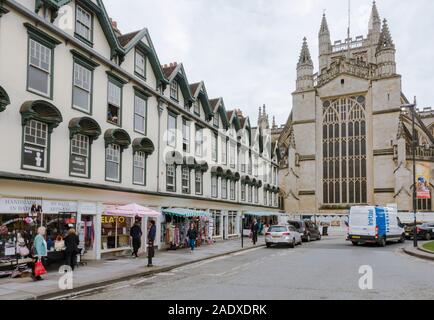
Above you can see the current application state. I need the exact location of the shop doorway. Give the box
[223,215,227,240]
[79,215,95,259]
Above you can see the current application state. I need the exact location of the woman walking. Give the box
[187,223,197,253]
[64,228,80,271]
[31,226,47,281]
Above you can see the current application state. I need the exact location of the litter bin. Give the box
[322,226,328,236]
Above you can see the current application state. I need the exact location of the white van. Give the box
[348,206,406,247]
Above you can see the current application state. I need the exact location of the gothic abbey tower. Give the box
[278,2,434,216]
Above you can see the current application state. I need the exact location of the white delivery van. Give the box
[348,206,406,247]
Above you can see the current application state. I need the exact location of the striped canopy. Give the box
[162,208,211,217]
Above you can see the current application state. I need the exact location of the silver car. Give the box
[265,225,302,248]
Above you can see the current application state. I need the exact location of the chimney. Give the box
[110,18,121,37]
[236,109,243,117]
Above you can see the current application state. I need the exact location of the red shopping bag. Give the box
[34,260,47,277]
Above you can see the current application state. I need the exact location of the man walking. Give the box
[147,220,156,267]
[251,219,259,245]
[130,220,142,258]
[187,223,198,253]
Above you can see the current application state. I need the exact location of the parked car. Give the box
[287,220,321,242]
[405,223,434,241]
[348,206,405,247]
[265,225,302,248]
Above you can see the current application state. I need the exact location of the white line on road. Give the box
[133,276,156,285]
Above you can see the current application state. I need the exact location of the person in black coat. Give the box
[147,220,157,267]
[187,223,198,253]
[130,221,142,258]
[64,228,80,271]
[251,219,259,245]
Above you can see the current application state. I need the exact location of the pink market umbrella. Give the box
[112,203,161,218]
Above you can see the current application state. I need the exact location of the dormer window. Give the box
[213,112,219,128]
[75,5,93,45]
[193,101,200,115]
[170,81,179,101]
[135,49,146,79]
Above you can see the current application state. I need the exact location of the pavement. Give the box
[402,243,434,261]
[0,237,264,300]
[72,236,434,300]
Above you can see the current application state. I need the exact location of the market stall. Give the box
[161,208,212,250]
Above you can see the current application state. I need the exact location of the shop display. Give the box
[101,215,132,250]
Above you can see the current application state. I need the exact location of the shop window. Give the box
[133,151,146,186]
[134,94,147,135]
[70,134,90,178]
[182,166,191,194]
[195,170,203,195]
[28,38,52,98]
[170,81,179,101]
[101,215,133,250]
[221,178,227,199]
[211,175,218,198]
[167,113,177,147]
[44,213,77,245]
[166,164,176,192]
[23,120,49,172]
[105,144,121,182]
[134,49,146,79]
[211,210,221,237]
[73,61,92,113]
[107,80,122,126]
[182,119,190,152]
[241,183,246,201]
[75,5,93,44]
[230,180,236,200]
[228,212,237,236]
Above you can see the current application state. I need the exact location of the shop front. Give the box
[161,208,212,250]
[243,211,281,235]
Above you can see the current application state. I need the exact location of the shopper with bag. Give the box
[32,226,48,281]
[64,228,80,271]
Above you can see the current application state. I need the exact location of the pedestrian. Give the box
[187,223,197,253]
[64,228,80,271]
[147,220,156,267]
[130,220,142,258]
[251,219,259,245]
[31,226,47,281]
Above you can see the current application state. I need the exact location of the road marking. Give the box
[133,276,156,285]
[231,247,264,256]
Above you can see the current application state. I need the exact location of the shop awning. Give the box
[244,212,280,217]
[105,203,161,218]
[162,208,211,217]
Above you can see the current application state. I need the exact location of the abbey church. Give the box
[277,2,434,216]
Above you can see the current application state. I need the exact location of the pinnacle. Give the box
[319,13,329,35]
[377,18,394,52]
[369,1,381,32]
[298,37,313,67]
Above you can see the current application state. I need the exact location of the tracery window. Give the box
[322,96,367,205]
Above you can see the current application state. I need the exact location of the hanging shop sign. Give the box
[23,143,46,170]
[70,154,88,177]
[416,163,431,199]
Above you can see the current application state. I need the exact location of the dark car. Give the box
[405,223,434,241]
[287,220,321,242]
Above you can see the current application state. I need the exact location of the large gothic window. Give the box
[322,96,367,205]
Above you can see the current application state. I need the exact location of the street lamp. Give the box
[401,99,418,248]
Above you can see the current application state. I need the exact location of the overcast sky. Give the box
[104,0,433,126]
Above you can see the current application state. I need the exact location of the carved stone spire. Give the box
[296,38,314,90]
[319,13,330,36]
[298,37,313,68]
[377,19,394,52]
[369,1,381,33]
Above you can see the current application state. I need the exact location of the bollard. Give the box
[147,241,154,267]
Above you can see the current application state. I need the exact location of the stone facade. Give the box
[277,2,434,215]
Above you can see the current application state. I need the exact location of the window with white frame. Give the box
[195,127,203,157]
[254,156,259,176]
[75,5,92,43]
[264,190,268,206]
[195,170,203,195]
[23,120,48,171]
[211,210,221,237]
[230,143,236,168]
[248,155,252,175]
[241,150,246,173]
[248,185,252,203]
[107,80,122,125]
[135,49,146,78]
[166,164,176,192]
[170,81,179,101]
[241,183,246,201]
[274,192,278,207]
[221,178,227,199]
[193,101,200,115]
[212,133,218,162]
[228,211,237,236]
[182,166,191,194]
[105,144,121,182]
[221,138,227,165]
[133,151,146,185]
[134,94,147,134]
[269,191,272,206]
[211,175,218,198]
[213,112,219,127]
[70,134,89,177]
[28,38,52,97]
[167,113,177,147]
[230,180,236,200]
[182,119,190,152]
[73,62,92,113]
[254,187,259,204]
